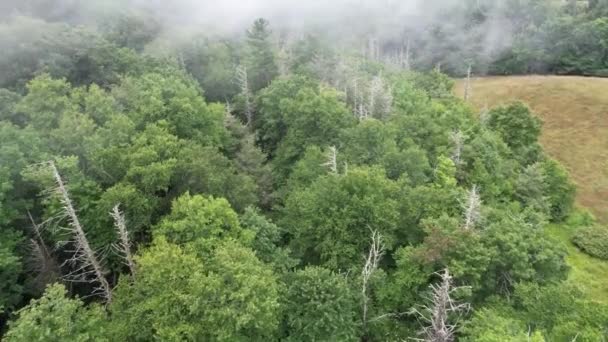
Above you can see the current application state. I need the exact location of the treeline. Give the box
[0,9,607,342]
[369,0,608,77]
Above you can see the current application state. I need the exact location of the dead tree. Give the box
[49,161,112,303]
[463,64,472,101]
[449,130,465,167]
[412,268,470,342]
[27,211,59,292]
[369,75,393,120]
[462,185,482,230]
[399,39,411,71]
[110,204,136,276]
[235,65,254,127]
[322,146,338,174]
[362,229,385,335]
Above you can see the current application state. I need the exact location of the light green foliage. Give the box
[434,155,458,188]
[5,284,108,341]
[112,70,226,145]
[123,122,179,194]
[16,74,75,131]
[283,167,400,270]
[201,240,281,341]
[109,237,206,341]
[282,266,358,341]
[153,193,253,255]
[515,282,608,341]
[462,307,546,342]
[573,225,608,260]
[71,84,118,126]
[110,238,280,341]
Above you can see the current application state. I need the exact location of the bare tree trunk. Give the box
[110,204,136,276]
[449,130,465,167]
[322,146,338,174]
[50,161,112,303]
[236,65,254,127]
[362,230,385,336]
[464,64,472,101]
[462,185,482,230]
[412,268,470,342]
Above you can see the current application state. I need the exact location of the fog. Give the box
[0,0,556,76]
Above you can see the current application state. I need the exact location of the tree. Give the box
[416,269,470,342]
[541,159,575,222]
[462,307,546,342]
[0,229,23,312]
[110,238,280,341]
[283,167,400,270]
[4,284,108,341]
[49,161,112,303]
[239,207,297,270]
[282,267,358,341]
[244,18,279,92]
[153,193,253,257]
[112,70,226,146]
[487,102,542,163]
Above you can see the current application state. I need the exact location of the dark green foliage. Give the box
[282,267,358,341]
[244,18,279,92]
[413,208,568,301]
[487,102,542,162]
[0,229,23,312]
[573,225,608,260]
[101,12,161,52]
[0,11,600,340]
[283,167,401,270]
[542,159,576,222]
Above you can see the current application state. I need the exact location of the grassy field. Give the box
[455,76,608,302]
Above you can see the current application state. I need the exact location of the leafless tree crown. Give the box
[49,161,112,303]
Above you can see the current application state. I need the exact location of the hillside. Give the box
[456,76,608,301]
[456,76,608,223]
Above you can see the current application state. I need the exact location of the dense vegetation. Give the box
[1,1,607,341]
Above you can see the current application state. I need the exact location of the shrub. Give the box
[572,225,608,260]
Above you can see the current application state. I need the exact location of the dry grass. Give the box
[456,76,608,223]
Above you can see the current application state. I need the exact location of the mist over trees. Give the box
[0,0,607,341]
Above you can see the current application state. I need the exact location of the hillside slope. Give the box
[456,76,608,301]
[456,76,608,223]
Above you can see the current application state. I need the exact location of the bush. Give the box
[573,225,608,260]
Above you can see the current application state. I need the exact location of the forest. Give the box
[0,0,607,341]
